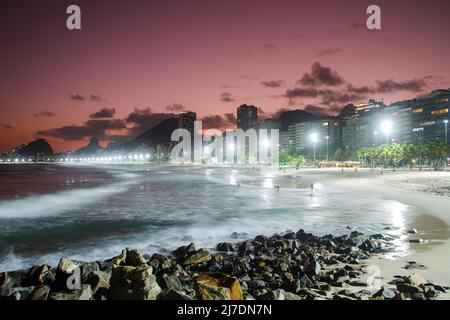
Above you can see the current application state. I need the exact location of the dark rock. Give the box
[404,262,426,270]
[161,274,183,291]
[348,280,368,287]
[258,289,285,300]
[411,293,426,300]
[373,287,397,300]
[50,284,93,300]
[217,242,234,252]
[85,271,110,295]
[409,239,426,244]
[29,285,51,300]
[80,262,100,282]
[182,248,212,266]
[23,265,55,287]
[172,243,196,258]
[109,265,161,300]
[397,283,423,294]
[306,261,321,276]
[0,272,17,297]
[163,290,193,300]
[8,286,36,300]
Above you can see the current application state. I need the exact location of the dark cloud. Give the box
[125,108,176,136]
[285,87,320,99]
[69,94,86,101]
[347,85,376,95]
[85,119,126,130]
[375,79,428,93]
[37,126,102,141]
[298,62,344,86]
[69,94,103,102]
[285,87,366,106]
[166,103,187,112]
[318,48,342,57]
[33,111,56,118]
[224,113,236,124]
[89,108,116,119]
[90,94,103,102]
[1,124,15,129]
[220,92,236,103]
[302,104,342,117]
[201,115,227,129]
[36,119,126,141]
[201,113,236,129]
[261,80,286,88]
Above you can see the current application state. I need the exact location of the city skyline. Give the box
[1,0,450,152]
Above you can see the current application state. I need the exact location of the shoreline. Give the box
[1,228,448,300]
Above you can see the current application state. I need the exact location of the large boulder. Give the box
[163,290,193,300]
[0,271,23,297]
[85,271,110,295]
[172,243,196,259]
[194,273,243,300]
[29,285,51,300]
[109,265,161,300]
[182,249,212,266]
[113,248,148,267]
[55,258,82,291]
[23,265,55,287]
[7,286,36,300]
[50,284,93,300]
[216,242,234,252]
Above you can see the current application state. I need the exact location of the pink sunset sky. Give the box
[0,0,449,152]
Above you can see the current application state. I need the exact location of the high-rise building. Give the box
[341,99,387,149]
[237,104,258,130]
[178,111,197,135]
[410,89,450,143]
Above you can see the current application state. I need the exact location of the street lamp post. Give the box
[381,120,393,145]
[444,119,448,144]
[325,136,329,162]
[310,133,318,163]
[380,120,393,169]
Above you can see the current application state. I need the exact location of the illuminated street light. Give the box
[310,133,318,162]
[261,138,270,148]
[381,120,393,145]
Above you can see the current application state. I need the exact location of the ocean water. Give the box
[0,164,416,272]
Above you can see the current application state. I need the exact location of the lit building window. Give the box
[431,109,448,115]
[413,108,424,113]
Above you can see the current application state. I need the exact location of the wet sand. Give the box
[274,167,450,298]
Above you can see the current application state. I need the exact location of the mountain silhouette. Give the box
[13,139,54,156]
[115,118,178,151]
[74,137,104,155]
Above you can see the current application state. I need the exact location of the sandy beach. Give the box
[269,167,450,299]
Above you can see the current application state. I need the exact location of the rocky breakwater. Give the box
[0,229,448,300]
